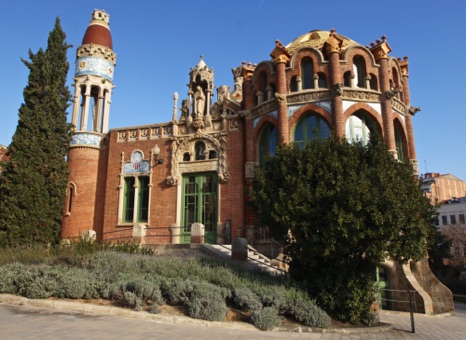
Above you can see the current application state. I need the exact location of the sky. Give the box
[1,0,465,180]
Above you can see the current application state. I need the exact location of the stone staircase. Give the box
[200,243,287,275]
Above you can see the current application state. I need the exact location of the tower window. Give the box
[301,58,314,90]
[353,56,366,88]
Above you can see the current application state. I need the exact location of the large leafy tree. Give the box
[251,135,435,322]
[0,18,72,246]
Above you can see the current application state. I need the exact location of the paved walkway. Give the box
[0,295,464,339]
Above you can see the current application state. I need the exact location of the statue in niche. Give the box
[194,86,206,118]
[180,98,190,121]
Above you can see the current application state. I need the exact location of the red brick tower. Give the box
[61,10,116,240]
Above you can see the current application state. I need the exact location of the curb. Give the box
[0,294,392,334]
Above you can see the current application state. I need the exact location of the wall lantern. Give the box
[152,144,164,165]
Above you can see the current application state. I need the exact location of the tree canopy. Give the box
[0,18,72,247]
[251,135,435,322]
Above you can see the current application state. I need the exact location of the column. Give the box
[324,30,344,137]
[371,37,396,155]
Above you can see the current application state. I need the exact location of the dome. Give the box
[82,11,113,50]
[285,30,359,55]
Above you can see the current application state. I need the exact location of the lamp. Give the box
[152,144,164,165]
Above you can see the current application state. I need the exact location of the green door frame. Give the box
[375,266,392,310]
[181,172,218,244]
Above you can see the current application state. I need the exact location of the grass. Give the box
[0,242,331,330]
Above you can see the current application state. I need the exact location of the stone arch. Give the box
[289,103,333,133]
[343,102,383,134]
[167,132,229,186]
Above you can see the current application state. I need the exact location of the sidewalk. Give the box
[0,294,465,339]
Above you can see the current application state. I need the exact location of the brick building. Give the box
[422,172,466,204]
[61,10,453,314]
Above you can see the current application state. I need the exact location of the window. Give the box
[317,72,327,88]
[353,56,366,88]
[459,214,465,225]
[261,72,268,102]
[441,215,448,225]
[66,183,76,214]
[123,176,149,223]
[259,124,276,164]
[301,58,314,90]
[343,71,352,87]
[369,74,378,90]
[294,114,330,148]
[450,215,457,225]
[346,113,373,145]
[395,125,404,161]
[290,76,298,92]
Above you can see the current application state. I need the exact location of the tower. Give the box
[61,9,116,240]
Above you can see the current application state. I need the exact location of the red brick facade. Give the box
[62,13,420,245]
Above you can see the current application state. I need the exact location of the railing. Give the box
[380,285,418,333]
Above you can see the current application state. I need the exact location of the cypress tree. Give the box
[0,18,71,247]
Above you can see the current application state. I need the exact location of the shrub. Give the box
[187,285,228,321]
[251,307,281,331]
[14,265,61,299]
[287,299,331,328]
[55,267,103,299]
[120,291,142,309]
[232,288,262,311]
[0,262,27,294]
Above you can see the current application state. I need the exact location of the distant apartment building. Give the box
[421,173,466,204]
[436,198,466,267]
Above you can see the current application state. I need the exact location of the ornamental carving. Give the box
[408,106,421,116]
[229,119,239,130]
[76,44,117,65]
[166,131,229,186]
[250,100,278,118]
[275,93,287,105]
[331,83,344,97]
[287,90,331,104]
[341,90,380,102]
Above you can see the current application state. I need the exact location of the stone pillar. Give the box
[170,224,180,244]
[270,40,291,145]
[102,87,112,134]
[71,84,82,128]
[370,36,396,155]
[232,237,248,262]
[132,223,146,245]
[324,30,344,137]
[191,223,205,244]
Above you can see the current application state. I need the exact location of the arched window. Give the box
[290,76,298,92]
[346,113,373,145]
[195,141,206,160]
[353,56,366,88]
[294,114,330,148]
[317,72,327,88]
[301,58,314,90]
[259,124,276,164]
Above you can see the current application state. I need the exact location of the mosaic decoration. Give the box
[268,110,278,120]
[288,105,303,117]
[70,133,101,146]
[75,56,114,81]
[315,101,332,113]
[253,116,263,129]
[124,151,150,173]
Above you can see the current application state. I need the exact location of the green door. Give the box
[375,266,392,310]
[181,172,218,244]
